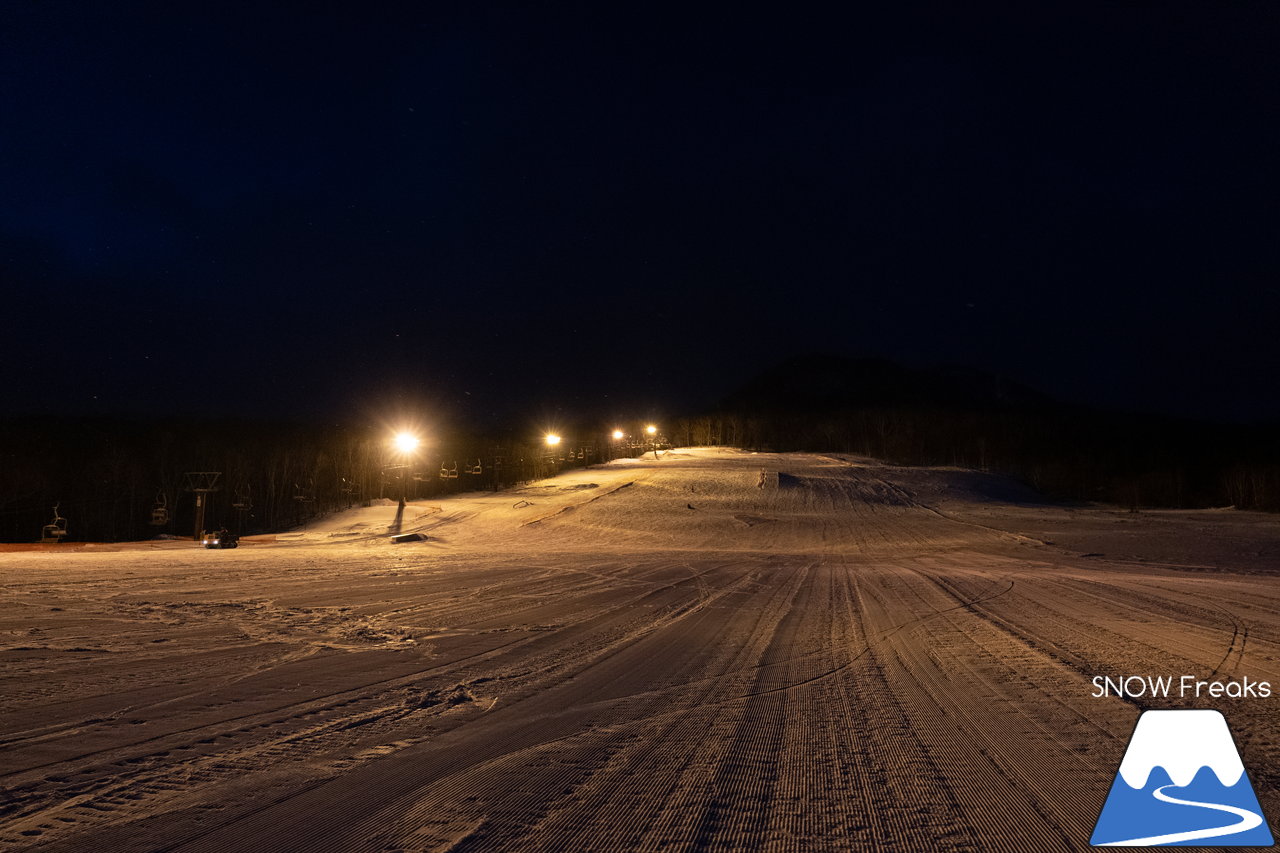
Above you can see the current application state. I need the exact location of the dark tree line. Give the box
[0,416,608,543]
[5,357,1275,542]
[672,405,1280,512]
[669,355,1279,512]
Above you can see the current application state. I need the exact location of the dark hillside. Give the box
[676,355,1280,512]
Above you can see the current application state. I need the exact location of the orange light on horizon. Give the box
[545,433,562,446]
[611,429,625,440]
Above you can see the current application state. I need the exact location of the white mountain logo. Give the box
[1091,709,1273,847]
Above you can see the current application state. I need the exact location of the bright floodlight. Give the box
[545,433,562,446]
[646,424,657,435]
[393,432,420,453]
[611,429,624,440]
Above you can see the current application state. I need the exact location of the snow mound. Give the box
[881,466,1049,507]
[775,471,917,506]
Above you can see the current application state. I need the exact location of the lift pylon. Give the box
[183,472,222,541]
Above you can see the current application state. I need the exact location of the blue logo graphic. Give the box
[1092,709,1273,847]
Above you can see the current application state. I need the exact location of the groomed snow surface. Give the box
[1,448,1278,852]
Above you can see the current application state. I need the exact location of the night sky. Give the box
[5,4,1279,427]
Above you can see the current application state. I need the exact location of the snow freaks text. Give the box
[1091,675,1272,700]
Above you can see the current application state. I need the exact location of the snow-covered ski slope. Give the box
[2,448,1278,851]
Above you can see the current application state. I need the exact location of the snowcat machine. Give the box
[201,528,239,549]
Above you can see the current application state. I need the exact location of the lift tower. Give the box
[183,472,222,541]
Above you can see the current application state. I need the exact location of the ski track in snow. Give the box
[1,448,1277,852]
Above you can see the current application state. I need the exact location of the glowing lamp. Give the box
[394,432,420,453]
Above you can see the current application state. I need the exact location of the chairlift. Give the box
[293,481,316,502]
[439,461,459,479]
[466,459,483,475]
[232,484,252,511]
[41,503,68,543]
[150,491,169,526]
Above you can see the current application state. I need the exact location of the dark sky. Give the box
[4,3,1279,426]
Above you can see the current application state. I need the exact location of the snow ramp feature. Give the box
[774,470,918,507]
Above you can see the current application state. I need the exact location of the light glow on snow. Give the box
[5,449,1278,850]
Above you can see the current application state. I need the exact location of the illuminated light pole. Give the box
[610,429,624,461]
[544,433,562,475]
[646,424,658,459]
[393,431,420,510]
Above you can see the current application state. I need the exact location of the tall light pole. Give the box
[393,431,420,510]
[611,429,624,461]
[544,433,562,475]
[646,424,658,459]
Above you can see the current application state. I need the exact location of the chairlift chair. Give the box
[232,484,253,511]
[41,503,68,543]
[150,491,169,526]
[440,461,459,479]
[466,459,483,475]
